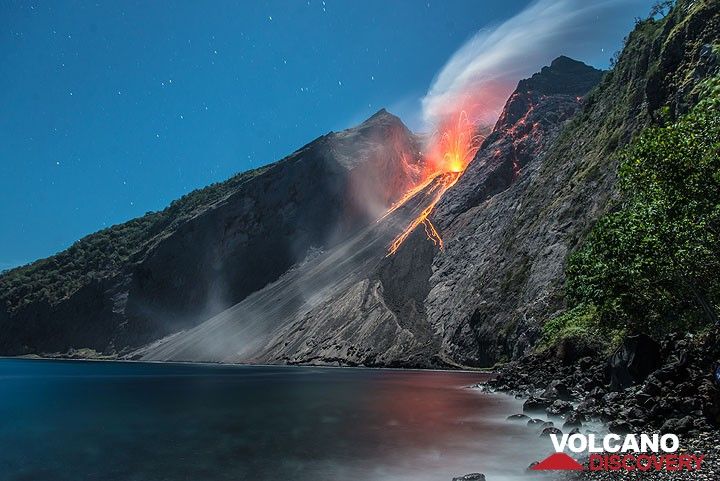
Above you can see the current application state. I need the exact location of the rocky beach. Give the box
[474,328,720,479]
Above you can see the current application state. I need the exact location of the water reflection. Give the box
[0,360,552,481]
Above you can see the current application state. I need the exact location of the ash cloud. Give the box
[422,0,650,128]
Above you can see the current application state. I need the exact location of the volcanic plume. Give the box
[383,107,484,255]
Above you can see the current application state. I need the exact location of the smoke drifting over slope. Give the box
[421,0,649,128]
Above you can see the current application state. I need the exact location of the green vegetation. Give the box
[563,77,720,338]
[539,304,601,349]
[0,164,270,312]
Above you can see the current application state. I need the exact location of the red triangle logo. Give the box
[531,453,584,471]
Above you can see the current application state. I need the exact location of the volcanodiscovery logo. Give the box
[531,433,706,472]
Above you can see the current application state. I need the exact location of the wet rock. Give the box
[523,396,552,413]
[608,334,661,391]
[563,411,585,429]
[546,400,573,417]
[608,420,633,434]
[541,380,572,401]
[527,418,545,427]
[588,386,606,399]
[576,397,598,415]
[660,416,694,434]
[451,474,486,481]
[507,414,530,422]
[540,427,563,437]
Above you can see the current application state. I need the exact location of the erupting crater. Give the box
[383,110,484,256]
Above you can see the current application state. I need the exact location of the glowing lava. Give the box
[385,110,483,256]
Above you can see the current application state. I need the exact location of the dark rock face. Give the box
[0,110,423,357]
[414,57,603,367]
[608,334,662,391]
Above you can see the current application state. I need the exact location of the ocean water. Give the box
[0,359,553,481]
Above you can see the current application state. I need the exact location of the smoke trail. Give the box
[422,0,650,127]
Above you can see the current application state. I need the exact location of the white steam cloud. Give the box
[422,0,651,127]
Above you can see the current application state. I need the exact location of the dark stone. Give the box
[603,392,622,404]
[608,420,632,434]
[452,474,486,481]
[546,400,573,417]
[660,416,694,434]
[541,380,572,401]
[540,427,563,437]
[523,396,552,413]
[608,334,662,391]
[588,387,606,399]
[527,418,545,429]
[576,398,598,415]
[507,414,530,422]
[563,411,585,429]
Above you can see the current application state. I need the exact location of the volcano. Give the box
[0,56,607,366]
[0,109,424,357]
[135,57,604,366]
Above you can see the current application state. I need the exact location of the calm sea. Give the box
[0,359,552,481]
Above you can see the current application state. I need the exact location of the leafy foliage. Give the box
[566,78,720,335]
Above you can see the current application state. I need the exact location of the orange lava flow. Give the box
[384,110,483,256]
[386,171,461,256]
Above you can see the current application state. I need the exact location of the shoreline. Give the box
[1,354,497,375]
[478,330,720,479]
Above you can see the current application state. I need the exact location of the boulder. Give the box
[523,396,552,413]
[527,418,545,428]
[660,416,694,434]
[546,400,574,417]
[540,427,563,437]
[563,411,585,429]
[541,380,572,401]
[608,334,662,391]
[452,474,485,481]
[608,420,632,434]
[507,414,530,422]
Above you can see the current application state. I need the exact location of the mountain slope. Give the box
[139,57,604,367]
[0,110,422,357]
[423,0,720,366]
[142,0,720,368]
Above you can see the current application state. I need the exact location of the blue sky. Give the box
[1,0,653,269]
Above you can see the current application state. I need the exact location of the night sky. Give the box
[1,0,653,270]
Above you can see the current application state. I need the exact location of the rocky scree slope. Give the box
[0,110,422,357]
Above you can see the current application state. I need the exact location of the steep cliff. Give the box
[423,0,720,366]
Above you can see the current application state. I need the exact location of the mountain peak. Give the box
[518,56,604,97]
[361,108,402,126]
